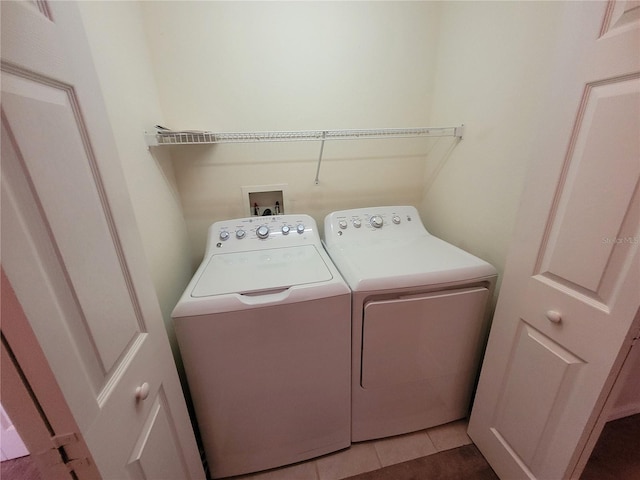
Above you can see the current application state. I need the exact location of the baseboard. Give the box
[608,402,640,422]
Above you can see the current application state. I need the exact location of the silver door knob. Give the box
[545,310,562,324]
[135,382,150,401]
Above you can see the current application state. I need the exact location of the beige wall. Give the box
[78,0,639,419]
[140,1,442,265]
[611,342,640,420]
[139,1,568,276]
[77,1,193,364]
[77,0,567,318]
[421,1,565,285]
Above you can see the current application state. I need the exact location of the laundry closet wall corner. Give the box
[77,1,193,370]
[420,1,567,296]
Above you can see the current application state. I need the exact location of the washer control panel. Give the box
[324,206,428,246]
[206,214,317,254]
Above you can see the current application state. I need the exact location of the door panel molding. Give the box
[600,0,640,37]
[535,74,640,287]
[2,70,147,375]
[468,2,640,478]
[491,321,584,475]
[0,1,204,477]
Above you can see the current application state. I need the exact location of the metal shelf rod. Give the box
[145,125,464,184]
[145,125,464,147]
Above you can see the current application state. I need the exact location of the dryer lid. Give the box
[191,245,333,297]
[326,234,497,291]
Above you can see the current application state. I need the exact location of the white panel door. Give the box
[468,2,640,479]
[0,1,204,479]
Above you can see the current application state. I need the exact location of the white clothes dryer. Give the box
[323,206,497,442]
[172,214,351,478]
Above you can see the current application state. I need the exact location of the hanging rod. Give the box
[144,125,464,147]
[145,125,464,184]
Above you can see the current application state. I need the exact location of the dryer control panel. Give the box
[205,214,319,255]
[323,206,429,247]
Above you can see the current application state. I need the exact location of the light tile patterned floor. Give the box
[234,419,472,480]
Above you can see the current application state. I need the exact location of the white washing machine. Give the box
[172,214,351,478]
[323,206,497,442]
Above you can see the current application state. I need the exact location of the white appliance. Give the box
[172,214,351,478]
[323,206,497,442]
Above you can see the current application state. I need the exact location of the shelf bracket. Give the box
[314,131,327,185]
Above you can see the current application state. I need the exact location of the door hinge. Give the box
[51,432,78,449]
[63,457,91,472]
[33,432,91,474]
[53,433,91,473]
[631,323,640,346]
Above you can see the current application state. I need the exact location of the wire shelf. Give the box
[145,125,464,184]
[145,125,464,147]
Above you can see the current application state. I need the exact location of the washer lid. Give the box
[191,245,333,297]
[326,234,497,291]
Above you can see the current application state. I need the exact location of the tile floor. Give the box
[232,419,472,480]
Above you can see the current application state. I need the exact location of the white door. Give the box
[468,1,640,479]
[0,1,205,479]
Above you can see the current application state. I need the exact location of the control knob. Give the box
[338,220,348,230]
[281,225,290,235]
[296,224,305,234]
[370,215,383,228]
[219,231,230,241]
[353,219,362,228]
[256,226,269,239]
[392,215,401,225]
[236,229,246,239]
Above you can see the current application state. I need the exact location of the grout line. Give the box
[371,439,383,467]
[312,460,320,480]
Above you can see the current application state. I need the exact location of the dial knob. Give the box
[392,215,401,225]
[281,225,290,235]
[353,219,362,228]
[256,226,269,239]
[370,215,383,228]
[296,224,305,234]
[236,229,246,239]
[219,231,230,241]
[339,220,348,229]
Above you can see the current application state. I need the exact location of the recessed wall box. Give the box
[242,184,288,217]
